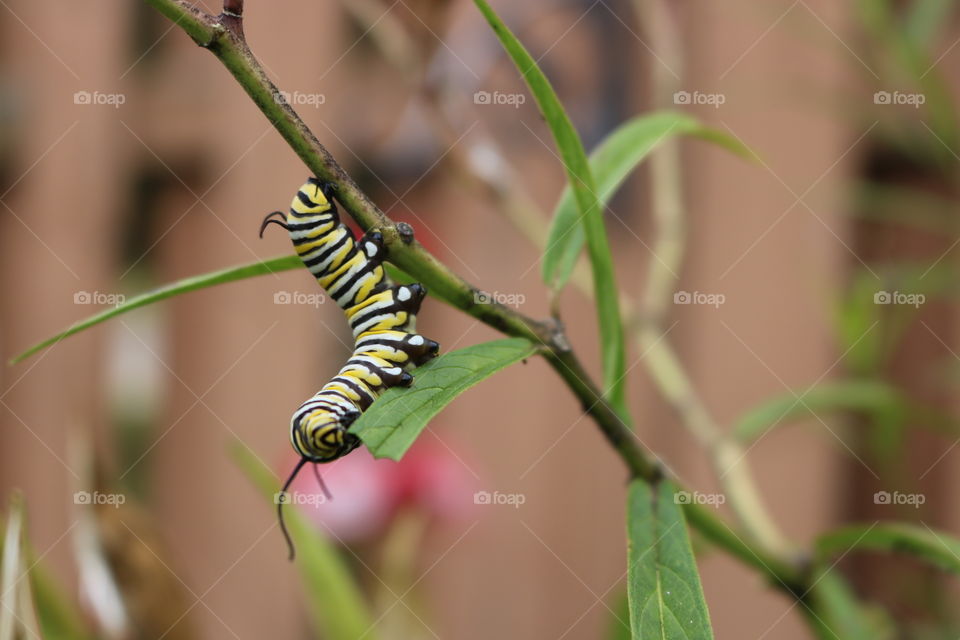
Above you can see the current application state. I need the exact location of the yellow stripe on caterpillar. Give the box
[262,177,441,559]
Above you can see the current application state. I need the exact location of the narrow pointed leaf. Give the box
[627,479,713,640]
[816,523,960,574]
[0,493,25,640]
[543,112,754,292]
[474,0,627,412]
[233,446,375,640]
[12,257,450,365]
[0,499,44,640]
[11,255,303,364]
[0,507,94,639]
[15,568,41,640]
[733,380,906,442]
[351,338,536,460]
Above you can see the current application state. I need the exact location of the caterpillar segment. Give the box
[261,177,440,558]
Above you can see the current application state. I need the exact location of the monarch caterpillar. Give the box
[261,177,439,558]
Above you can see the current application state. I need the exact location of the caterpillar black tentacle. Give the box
[311,463,333,501]
[264,177,439,559]
[259,210,288,237]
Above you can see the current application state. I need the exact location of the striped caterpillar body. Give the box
[261,177,439,557]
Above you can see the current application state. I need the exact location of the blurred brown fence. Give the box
[2,1,960,638]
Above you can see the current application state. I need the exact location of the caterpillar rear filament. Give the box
[261,177,439,559]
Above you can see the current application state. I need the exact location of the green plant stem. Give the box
[144,0,806,603]
[146,0,538,341]
[376,0,789,565]
[332,0,627,315]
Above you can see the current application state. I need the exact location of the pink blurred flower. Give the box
[281,437,476,542]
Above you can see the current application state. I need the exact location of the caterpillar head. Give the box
[279,407,362,560]
[290,408,361,462]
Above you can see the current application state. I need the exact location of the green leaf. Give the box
[853,180,960,235]
[836,268,889,376]
[233,446,376,640]
[856,0,959,155]
[11,255,454,366]
[0,494,24,640]
[351,338,536,460]
[11,255,303,364]
[733,379,906,442]
[627,479,713,640]
[543,112,754,293]
[816,523,960,574]
[836,261,957,378]
[0,499,94,640]
[1,493,42,640]
[473,0,627,412]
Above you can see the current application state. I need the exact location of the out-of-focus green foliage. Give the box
[233,446,376,640]
[817,523,960,574]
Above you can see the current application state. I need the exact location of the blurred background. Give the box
[2,0,960,638]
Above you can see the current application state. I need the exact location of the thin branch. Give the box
[145,0,546,342]
[143,0,805,594]
[222,0,243,17]
[355,0,792,562]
